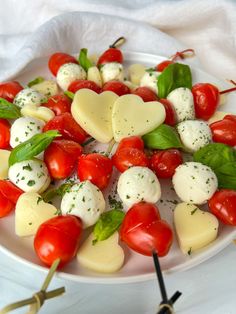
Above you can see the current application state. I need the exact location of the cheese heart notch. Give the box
[112,94,166,142]
[77,231,124,273]
[15,192,58,237]
[174,202,219,254]
[71,89,118,143]
[21,104,55,122]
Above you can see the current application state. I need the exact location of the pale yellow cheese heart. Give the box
[77,231,124,273]
[87,66,102,87]
[21,104,55,122]
[71,89,118,143]
[112,94,166,142]
[208,111,229,124]
[128,64,146,85]
[15,192,58,237]
[0,149,10,179]
[31,80,59,97]
[174,202,219,254]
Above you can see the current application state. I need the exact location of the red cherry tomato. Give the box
[116,136,144,152]
[150,149,183,179]
[224,114,236,123]
[210,118,236,147]
[102,81,130,96]
[97,48,123,66]
[48,52,77,76]
[208,189,236,225]
[112,148,149,173]
[156,60,173,72]
[44,140,83,179]
[34,215,83,267]
[43,112,87,144]
[68,80,101,94]
[0,81,23,102]
[43,94,71,116]
[132,87,158,102]
[0,191,14,218]
[159,99,176,126]
[0,119,10,149]
[192,83,219,120]
[77,153,113,190]
[0,180,23,218]
[120,202,173,257]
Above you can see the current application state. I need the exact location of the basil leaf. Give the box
[108,195,123,211]
[78,48,93,72]
[157,63,192,98]
[64,91,74,100]
[27,76,45,87]
[93,209,125,245]
[215,162,236,190]
[0,98,21,119]
[142,124,183,149]
[9,130,60,166]
[42,182,73,203]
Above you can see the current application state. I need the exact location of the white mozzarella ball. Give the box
[56,63,86,91]
[13,88,45,109]
[10,117,45,148]
[167,87,195,122]
[140,71,161,94]
[172,162,218,205]
[100,62,124,83]
[61,181,105,228]
[117,166,161,208]
[177,120,212,152]
[9,159,50,193]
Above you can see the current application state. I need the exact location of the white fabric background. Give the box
[0,0,236,313]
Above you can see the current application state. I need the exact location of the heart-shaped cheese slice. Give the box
[31,80,59,97]
[0,149,10,179]
[15,192,58,237]
[21,104,55,122]
[77,231,124,273]
[174,202,219,254]
[71,89,118,143]
[112,94,166,142]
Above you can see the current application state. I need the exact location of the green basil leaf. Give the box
[93,209,125,245]
[142,124,183,149]
[42,182,73,203]
[27,76,45,87]
[157,63,192,98]
[0,98,21,119]
[78,48,93,72]
[215,162,236,190]
[64,91,74,100]
[9,130,60,166]
[108,195,123,211]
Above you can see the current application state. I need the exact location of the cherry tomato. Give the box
[68,79,101,94]
[210,118,236,147]
[43,112,87,144]
[102,81,130,96]
[0,119,10,149]
[132,87,158,102]
[48,52,77,76]
[78,153,113,190]
[0,180,23,218]
[116,136,144,152]
[0,81,23,102]
[97,48,123,66]
[156,60,173,72]
[192,83,219,120]
[120,202,173,257]
[112,148,149,173]
[208,189,236,225]
[0,191,14,218]
[150,149,183,179]
[43,94,71,116]
[159,99,176,126]
[224,114,236,123]
[34,215,83,267]
[44,140,83,179]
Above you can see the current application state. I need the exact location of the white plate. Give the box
[1,52,236,284]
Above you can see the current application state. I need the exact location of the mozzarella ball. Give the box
[172,162,218,204]
[117,166,161,208]
[56,63,86,91]
[9,159,50,193]
[13,88,45,109]
[140,71,161,94]
[61,181,105,228]
[10,117,45,148]
[167,87,195,122]
[100,62,124,83]
[177,120,212,152]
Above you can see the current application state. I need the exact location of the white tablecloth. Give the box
[0,1,236,313]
